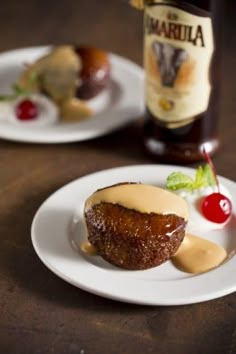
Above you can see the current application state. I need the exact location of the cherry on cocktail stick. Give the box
[200,147,232,223]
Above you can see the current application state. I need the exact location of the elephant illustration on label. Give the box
[152,41,188,87]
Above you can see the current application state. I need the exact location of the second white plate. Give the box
[0,46,144,143]
[31,165,236,305]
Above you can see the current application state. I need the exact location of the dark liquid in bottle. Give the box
[143,0,222,163]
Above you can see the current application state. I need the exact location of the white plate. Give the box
[0,46,144,143]
[31,165,236,305]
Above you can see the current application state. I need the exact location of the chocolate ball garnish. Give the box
[75,46,111,100]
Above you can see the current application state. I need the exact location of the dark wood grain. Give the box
[0,1,236,354]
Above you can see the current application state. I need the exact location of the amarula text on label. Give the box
[146,15,205,47]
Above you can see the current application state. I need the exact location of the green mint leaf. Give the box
[12,84,25,94]
[0,69,37,102]
[193,165,205,189]
[166,164,216,192]
[166,172,194,191]
[0,94,13,101]
[0,83,31,102]
[12,84,30,97]
[193,164,215,189]
[202,164,215,186]
[29,70,38,83]
[0,92,20,101]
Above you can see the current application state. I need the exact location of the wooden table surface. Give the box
[0,1,236,353]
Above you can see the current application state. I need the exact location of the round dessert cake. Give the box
[84,183,189,270]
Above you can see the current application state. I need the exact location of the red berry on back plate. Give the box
[201,192,232,223]
[16,99,38,120]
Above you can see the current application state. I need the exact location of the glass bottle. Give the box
[143,0,223,162]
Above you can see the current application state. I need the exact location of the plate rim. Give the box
[31,164,236,306]
[0,45,144,144]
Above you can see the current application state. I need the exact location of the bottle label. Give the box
[144,2,214,128]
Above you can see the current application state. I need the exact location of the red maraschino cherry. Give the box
[16,99,38,120]
[200,147,232,223]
